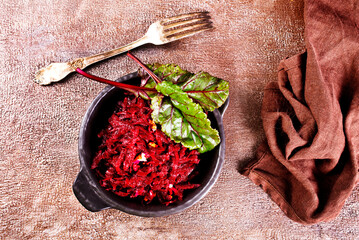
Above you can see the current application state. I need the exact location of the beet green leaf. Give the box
[139,64,229,111]
[151,81,220,153]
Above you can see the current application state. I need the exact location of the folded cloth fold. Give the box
[241,0,359,224]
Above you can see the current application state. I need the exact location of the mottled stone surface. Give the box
[0,0,358,239]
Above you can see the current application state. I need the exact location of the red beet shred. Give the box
[91,95,201,205]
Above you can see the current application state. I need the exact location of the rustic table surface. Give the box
[1,0,358,239]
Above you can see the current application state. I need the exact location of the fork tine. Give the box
[165,25,213,42]
[163,17,211,31]
[160,12,210,25]
[164,22,212,37]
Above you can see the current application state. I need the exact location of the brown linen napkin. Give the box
[241,0,359,224]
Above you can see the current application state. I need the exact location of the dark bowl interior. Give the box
[74,72,227,217]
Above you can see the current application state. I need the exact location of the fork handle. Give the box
[34,35,149,85]
[81,35,149,67]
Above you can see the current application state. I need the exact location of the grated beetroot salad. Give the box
[91,95,201,205]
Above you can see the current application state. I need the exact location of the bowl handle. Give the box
[73,169,110,212]
[218,98,229,116]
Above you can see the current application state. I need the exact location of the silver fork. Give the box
[35,12,212,85]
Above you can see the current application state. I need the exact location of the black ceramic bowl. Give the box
[73,72,228,217]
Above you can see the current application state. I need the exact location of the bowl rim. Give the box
[75,71,228,217]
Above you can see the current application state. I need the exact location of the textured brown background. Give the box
[1,0,358,239]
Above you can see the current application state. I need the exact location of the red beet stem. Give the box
[126,52,162,84]
[75,68,156,92]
